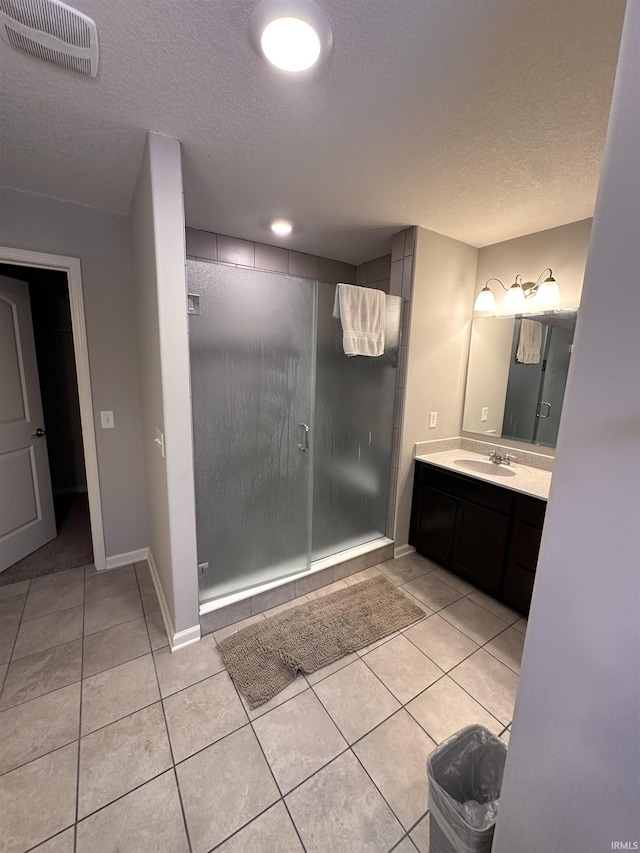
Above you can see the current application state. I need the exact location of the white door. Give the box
[0,275,56,571]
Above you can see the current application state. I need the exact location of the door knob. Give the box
[32,428,46,438]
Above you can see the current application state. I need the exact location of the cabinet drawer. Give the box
[520,497,546,529]
[415,463,513,515]
[513,524,542,573]
[415,463,455,491]
[502,563,535,615]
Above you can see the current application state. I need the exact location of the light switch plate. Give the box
[100,411,115,429]
[155,428,165,458]
[429,411,437,429]
[481,407,488,422]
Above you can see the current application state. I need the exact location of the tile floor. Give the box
[0,553,524,853]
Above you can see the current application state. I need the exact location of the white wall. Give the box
[0,187,149,558]
[130,133,199,639]
[494,1,640,849]
[395,227,478,547]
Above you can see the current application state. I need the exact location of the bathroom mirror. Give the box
[462,310,578,448]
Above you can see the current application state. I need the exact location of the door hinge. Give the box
[198,561,209,577]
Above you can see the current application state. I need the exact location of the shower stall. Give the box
[186,259,402,611]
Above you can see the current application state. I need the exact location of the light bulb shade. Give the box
[503,283,526,311]
[249,0,333,73]
[261,17,321,71]
[271,219,293,236]
[534,277,560,305]
[474,286,495,312]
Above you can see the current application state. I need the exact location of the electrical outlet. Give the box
[100,411,115,429]
[429,411,437,429]
[481,407,488,422]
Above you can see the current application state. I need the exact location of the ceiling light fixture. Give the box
[249,0,332,73]
[271,219,293,236]
[261,17,320,71]
[474,269,561,312]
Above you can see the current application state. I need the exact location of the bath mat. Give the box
[217,575,424,708]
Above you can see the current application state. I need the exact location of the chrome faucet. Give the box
[489,450,516,466]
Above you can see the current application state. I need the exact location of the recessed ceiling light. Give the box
[261,17,320,72]
[271,220,293,236]
[249,0,332,74]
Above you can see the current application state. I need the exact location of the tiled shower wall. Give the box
[185,228,359,286]
[387,227,417,543]
[355,254,392,293]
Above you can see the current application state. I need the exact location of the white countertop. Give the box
[414,448,552,501]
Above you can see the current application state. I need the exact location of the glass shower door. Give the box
[533,323,574,447]
[187,260,316,604]
[311,284,401,560]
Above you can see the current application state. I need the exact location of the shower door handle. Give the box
[536,401,551,418]
[297,423,310,453]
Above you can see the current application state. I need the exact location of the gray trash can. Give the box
[427,724,508,853]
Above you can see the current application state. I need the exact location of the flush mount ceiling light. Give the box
[271,219,293,236]
[474,269,561,312]
[249,0,332,73]
[262,17,319,71]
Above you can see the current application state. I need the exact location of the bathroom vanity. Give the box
[409,451,550,615]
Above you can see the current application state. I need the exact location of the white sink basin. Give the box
[454,458,517,477]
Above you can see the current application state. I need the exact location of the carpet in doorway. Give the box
[0,494,94,586]
[218,575,424,708]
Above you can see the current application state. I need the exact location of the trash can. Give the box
[427,724,508,853]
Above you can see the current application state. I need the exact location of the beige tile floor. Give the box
[0,553,523,853]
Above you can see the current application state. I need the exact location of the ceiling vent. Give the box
[0,0,98,76]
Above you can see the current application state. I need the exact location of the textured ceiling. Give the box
[0,0,626,263]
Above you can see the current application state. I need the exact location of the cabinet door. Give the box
[452,500,510,593]
[409,484,457,567]
[501,495,546,614]
[502,563,535,615]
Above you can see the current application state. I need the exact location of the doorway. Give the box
[0,248,105,583]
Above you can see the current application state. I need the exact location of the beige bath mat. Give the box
[217,575,424,708]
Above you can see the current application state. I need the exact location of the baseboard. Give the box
[105,548,149,570]
[146,548,201,653]
[171,624,202,650]
[394,543,415,559]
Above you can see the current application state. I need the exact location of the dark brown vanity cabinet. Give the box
[409,461,546,614]
[501,495,545,614]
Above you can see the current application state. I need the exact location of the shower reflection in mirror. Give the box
[462,310,578,448]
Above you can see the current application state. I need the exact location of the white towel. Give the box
[516,319,543,364]
[332,284,385,357]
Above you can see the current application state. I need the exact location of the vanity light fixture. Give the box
[249,0,332,73]
[271,219,293,236]
[474,269,561,311]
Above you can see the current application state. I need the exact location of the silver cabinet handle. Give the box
[32,428,46,438]
[536,402,551,418]
[298,423,309,452]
